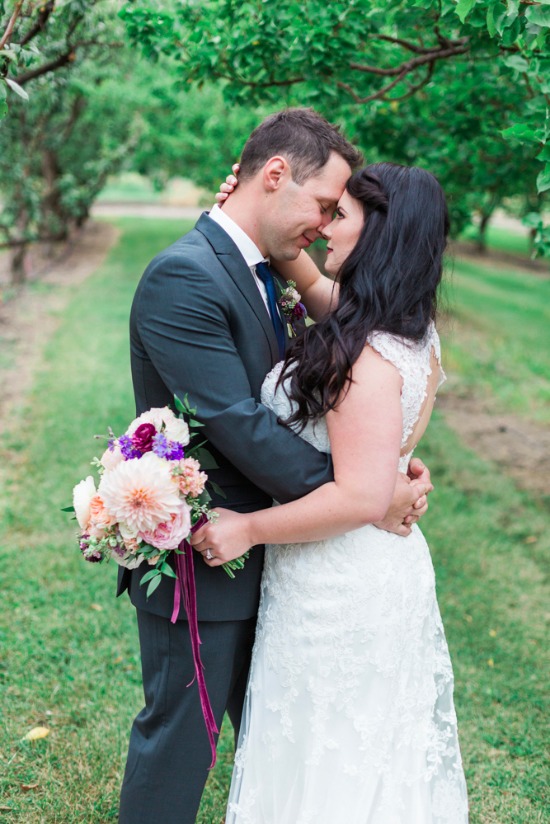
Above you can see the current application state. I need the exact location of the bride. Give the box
[192,162,469,823]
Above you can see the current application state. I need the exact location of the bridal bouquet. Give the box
[69,395,245,597]
[68,396,241,767]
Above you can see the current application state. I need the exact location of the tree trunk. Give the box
[10,243,27,286]
[41,147,68,244]
[475,211,492,253]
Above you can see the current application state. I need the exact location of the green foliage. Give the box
[0,1,111,117]
[0,35,41,113]
[0,2,149,281]
[128,79,267,192]
[121,0,550,256]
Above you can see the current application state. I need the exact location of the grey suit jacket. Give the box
[118,213,334,621]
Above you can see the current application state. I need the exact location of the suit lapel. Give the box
[195,213,280,363]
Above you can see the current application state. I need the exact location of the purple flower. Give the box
[152,432,170,458]
[293,302,307,320]
[119,434,142,460]
[166,443,185,461]
[152,432,185,461]
[131,423,157,453]
[79,536,102,563]
[111,542,127,558]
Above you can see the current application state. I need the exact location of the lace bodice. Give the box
[261,322,445,471]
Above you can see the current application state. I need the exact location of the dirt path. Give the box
[0,214,548,497]
[437,394,550,496]
[0,221,119,437]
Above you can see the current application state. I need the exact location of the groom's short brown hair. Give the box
[239,108,362,184]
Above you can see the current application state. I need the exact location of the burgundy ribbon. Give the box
[171,514,219,768]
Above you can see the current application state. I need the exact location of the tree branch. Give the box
[15,50,76,85]
[214,70,306,88]
[19,0,56,47]
[0,0,25,50]
[338,73,407,104]
[367,34,438,55]
[387,62,436,102]
[348,39,469,78]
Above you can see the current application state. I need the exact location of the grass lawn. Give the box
[441,255,550,424]
[461,224,535,258]
[0,218,548,822]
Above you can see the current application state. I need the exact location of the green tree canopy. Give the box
[120,0,550,254]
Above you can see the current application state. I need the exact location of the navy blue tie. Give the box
[255,261,286,359]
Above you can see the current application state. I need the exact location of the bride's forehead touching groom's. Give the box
[252,151,351,261]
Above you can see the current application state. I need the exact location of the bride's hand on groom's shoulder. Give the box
[190,507,253,567]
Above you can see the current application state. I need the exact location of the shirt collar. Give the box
[208,204,265,269]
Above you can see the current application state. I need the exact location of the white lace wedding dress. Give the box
[226,324,469,824]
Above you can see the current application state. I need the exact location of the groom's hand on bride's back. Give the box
[374,457,433,537]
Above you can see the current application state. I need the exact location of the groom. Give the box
[118,108,431,823]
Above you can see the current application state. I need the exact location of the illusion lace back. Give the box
[226,323,468,824]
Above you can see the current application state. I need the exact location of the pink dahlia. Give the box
[98,452,182,534]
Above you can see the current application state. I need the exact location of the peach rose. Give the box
[88,494,116,534]
[140,506,191,551]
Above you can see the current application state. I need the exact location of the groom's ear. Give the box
[262,156,290,192]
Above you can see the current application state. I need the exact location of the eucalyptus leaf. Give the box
[194,446,219,470]
[160,561,177,578]
[140,569,161,585]
[207,479,226,499]
[174,394,187,414]
[198,488,212,505]
[146,574,163,598]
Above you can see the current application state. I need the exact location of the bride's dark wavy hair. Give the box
[281,162,450,429]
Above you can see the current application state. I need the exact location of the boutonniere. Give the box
[277,280,307,337]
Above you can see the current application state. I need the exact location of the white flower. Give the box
[164,416,190,446]
[119,521,140,542]
[73,476,96,531]
[126,407,190,446]
[100,445,124,471]
[98,451,182,534]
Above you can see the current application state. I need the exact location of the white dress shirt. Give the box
[208,204,271,311]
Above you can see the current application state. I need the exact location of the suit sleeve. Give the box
[132,252,334,504]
